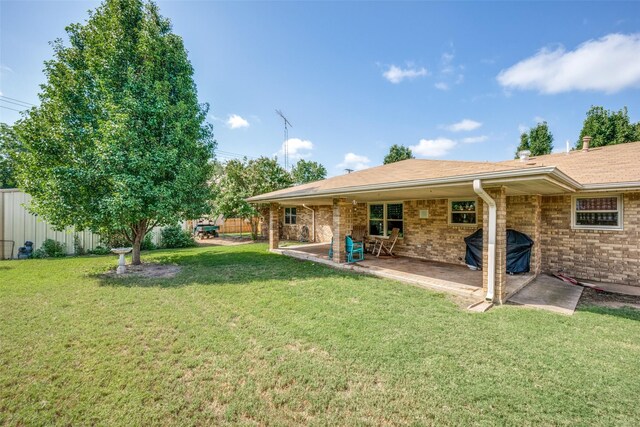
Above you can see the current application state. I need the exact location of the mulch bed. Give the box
[578,287,640,310]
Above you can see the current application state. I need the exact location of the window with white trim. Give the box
[572,195,622,229]
[368,203,403,237]
[449,200,477,225]
[284,207,297,225]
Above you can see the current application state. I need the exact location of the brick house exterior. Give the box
[252,140,640,302]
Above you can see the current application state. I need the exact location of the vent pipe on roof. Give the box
[518,150,531,162]
[582,135,592,152]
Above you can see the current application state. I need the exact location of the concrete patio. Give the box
[274,243,534,300]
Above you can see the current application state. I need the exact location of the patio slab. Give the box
[508,274,584,315]
[276,243,534,301]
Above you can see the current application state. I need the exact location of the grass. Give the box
[1,243,639,426]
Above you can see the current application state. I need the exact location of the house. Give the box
[248,137,640,303]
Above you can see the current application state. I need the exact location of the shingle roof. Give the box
[249,141,640,201]
[498,141,640,184]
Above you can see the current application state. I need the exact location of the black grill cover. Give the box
[464,229,534,274]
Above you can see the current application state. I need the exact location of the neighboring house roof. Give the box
[248,141,640,203]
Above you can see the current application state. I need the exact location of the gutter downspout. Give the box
[473,179,495,302]
[302,204,315,242]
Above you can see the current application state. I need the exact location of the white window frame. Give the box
[367,202,404,237]
[284,207,297,225]
[571,194,623,231]
[448,199,478,226]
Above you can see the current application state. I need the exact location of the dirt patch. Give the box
[578,287,640,310]
[103,263,181,279]
[196,236,255,246]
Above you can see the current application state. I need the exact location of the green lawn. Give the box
[1,244,639,425]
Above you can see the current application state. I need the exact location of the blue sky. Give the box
[1,1,640,175]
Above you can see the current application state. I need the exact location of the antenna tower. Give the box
[275,109,293,170]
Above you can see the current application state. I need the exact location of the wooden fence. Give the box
[217,218,255,234]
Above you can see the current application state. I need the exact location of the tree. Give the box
[214,157,292,240]
[577,106,640,148]
[291,159,327,184]
[383,144,415,164]
[514,122,553,158]
[0,124,19,189]
[12,0,215,264]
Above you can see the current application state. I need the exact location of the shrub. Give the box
[160,225,196,249]
[88,246,111,255]
[32,239,67,258]
[73,235,85,255]
[141,232,157,251]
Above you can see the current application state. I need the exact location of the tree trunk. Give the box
[132,234,142,265]
[130,220,147,265]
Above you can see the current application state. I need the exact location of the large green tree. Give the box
[383,144,415,164]
[0,124,19,189]
[12,0,215,264]
[515,122,553,158]
[214,157,292,240]
[291,159,327,184]
[576,106,640,148]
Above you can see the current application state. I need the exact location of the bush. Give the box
[160,225,196,249]
[73,235,85,256]
[88,246,111,255]
[100,232,129,249]
[141,232,157,251]
[32,239,67,258]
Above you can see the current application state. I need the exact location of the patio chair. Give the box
[373,228,400,257]
[328,236,334,259]
[350,225,367,244]
[345,236,364,263]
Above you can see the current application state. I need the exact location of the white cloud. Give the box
[278,138,313,161]
[534,116,545,123]
[383,65,428,84]
[410,138,457,157]
[444,119,482,132]
[337,152,371,171]
[497,33,640,94]
[226,114,250,129]
[518,124,529,134]
[461,135,488,144]
[434,82,449,91]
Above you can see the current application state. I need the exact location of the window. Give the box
[449,200,477,225]
[368,203,403,236]
[284,207,297,225]
[572,195,622,230]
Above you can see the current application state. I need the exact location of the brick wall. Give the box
[391,199,483,265]
[280,205,334,242]
[541,192,640,286]
[506,195,542,275]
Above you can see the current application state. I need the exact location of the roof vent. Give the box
[582,135,592,152]
[518,150,531,162]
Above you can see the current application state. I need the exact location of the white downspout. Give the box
[473,179,496,302]
[302,204,315,242]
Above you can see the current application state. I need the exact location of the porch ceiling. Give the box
[273,176,571,206]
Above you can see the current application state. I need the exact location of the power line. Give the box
[0,105,24,113]
[0,98,32,109]
[0,95,36,107]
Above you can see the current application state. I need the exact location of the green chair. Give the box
[328,237,334,259]
[345,236,364,263]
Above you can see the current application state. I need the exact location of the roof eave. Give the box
[247,166,581,203]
